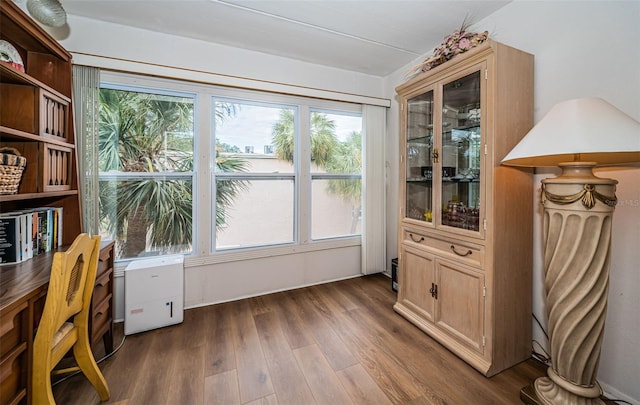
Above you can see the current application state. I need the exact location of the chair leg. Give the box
[32,364,56,405]
[73,334,110,401]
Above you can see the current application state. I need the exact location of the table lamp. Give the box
[501,97,640,405]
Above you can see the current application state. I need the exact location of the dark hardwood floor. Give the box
[53,274,547,404]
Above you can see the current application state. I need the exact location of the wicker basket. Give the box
[0,147,27,195]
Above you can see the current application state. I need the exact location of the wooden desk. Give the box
[0,240,115,405]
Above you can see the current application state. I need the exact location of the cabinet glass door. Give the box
[440,71,481,231]
[405,90,434,223]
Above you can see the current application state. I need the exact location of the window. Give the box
[212,100,362,251]
[97,72,363,261]
[310,110,362,240]
[213,100,297,249]
[98,85,195,260]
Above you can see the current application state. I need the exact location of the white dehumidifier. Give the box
[124,254,184,335]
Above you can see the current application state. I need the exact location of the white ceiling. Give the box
[60,0,511,77]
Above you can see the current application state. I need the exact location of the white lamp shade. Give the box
[502,98,640,167]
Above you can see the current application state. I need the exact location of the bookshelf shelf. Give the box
[0,189,78,203]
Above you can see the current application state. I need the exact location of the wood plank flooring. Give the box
[53,274,547,404]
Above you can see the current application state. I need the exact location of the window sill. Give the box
[185,237,362,268]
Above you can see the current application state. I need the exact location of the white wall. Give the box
[385,1,640,403]
[53,14,387,103]
[186,245,362,307]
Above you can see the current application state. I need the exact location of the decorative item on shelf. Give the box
[408,201,426,222]
[442,166,456,178]
[502,97,640,405]
[0,40,25,72]
[443,200,467,228]
[0,147,27,195]
[423,210,433,222]
[422,166,433,180]
[409,166,422,178]
[408,19,489,77]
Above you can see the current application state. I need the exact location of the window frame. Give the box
[212,97,300,251]
[99,70,363,265]
[98,79,198,261]
[308,107,363,241]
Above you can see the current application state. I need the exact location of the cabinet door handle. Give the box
[450,245,472,257]
[429,283,438,299]
[409,233,424,243]
[432,148,439,163]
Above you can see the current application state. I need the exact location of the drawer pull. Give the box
[451,245,472,257]
[409,233,424,243]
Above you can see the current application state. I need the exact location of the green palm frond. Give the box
[326,131,362,204]
[271,110,339,165]
[272,109,296,162]
[98,88,246,258]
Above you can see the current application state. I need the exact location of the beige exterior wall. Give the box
[217,155,360,248]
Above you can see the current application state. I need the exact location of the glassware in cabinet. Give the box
[405,90,434,223]
[441,70,482,232]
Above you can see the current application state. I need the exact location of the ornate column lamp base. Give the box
[521,162,616,405]
[499,97,640,405]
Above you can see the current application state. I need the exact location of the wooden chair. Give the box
[32,234,110,404]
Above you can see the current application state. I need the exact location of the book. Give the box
[45,209,53,252]
[53,207,63,247]
[18,214,28,260]
[4,212,34,260]
[36,209,49,254]
[0,207,63,263]
[23,213,34,259]
[31,211,38,256]
[0,216,22,264]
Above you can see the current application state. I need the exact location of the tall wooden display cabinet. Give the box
[394,40,534,376]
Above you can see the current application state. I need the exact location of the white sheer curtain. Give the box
[72,65,101,235]
[361,104,387,274]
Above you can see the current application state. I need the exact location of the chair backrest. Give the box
[34,233,101,367]
[32,233,110,404]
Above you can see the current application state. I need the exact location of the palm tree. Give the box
[215,140,249,229]
[99,89,247,259]
[271,111,362,233]
[325,130,362,233]
[272,110,338,167]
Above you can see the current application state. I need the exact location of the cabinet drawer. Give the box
[0,300,28,405]
[91,297,112,343]
[97,257,109,277]
[97,245,114,277]
[0,341,27,403]
[403,229,484,268]
[93,270,112,307]
[0,301,27,359]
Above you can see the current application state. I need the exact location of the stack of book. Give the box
[0,207,63,265]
